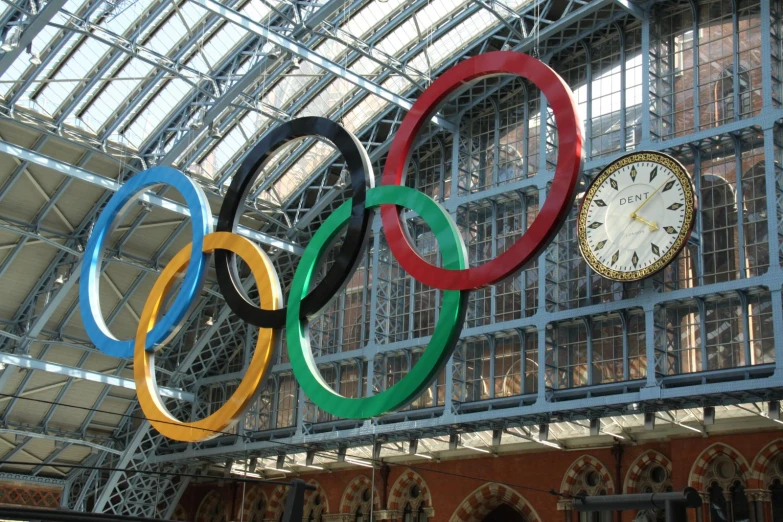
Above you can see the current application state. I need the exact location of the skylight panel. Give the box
[120,78,189,148]
[237,110,264,139]
[262,75,310,112]
[202,125,245,177]
[0,13,65,99]
[100,0,147,36]
[273,140,334,201]
[313,39,347,63]
[38,37,110,115]
[144,14,187,56]
[339,0,404,38]
[185,23,248,75]
[298,78,351,118]
[409,9,496,72]
[79,57,154,131]
[241,0,279,21]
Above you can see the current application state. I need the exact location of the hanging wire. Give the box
[0,391,575,501]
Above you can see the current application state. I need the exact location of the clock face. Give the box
[577,151,696,281]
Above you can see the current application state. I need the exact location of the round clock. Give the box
[577,151,696,281]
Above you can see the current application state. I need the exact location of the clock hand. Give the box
[630,176,672,218]
[630,213,658,231]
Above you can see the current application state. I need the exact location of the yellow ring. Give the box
[134,231,282,442]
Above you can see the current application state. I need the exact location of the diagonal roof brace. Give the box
[0,352,194,402]
[194,0,457,133]
[0,139,303,255]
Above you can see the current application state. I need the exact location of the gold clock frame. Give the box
[577,151,696,282]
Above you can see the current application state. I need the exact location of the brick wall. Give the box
[180,428,783,521]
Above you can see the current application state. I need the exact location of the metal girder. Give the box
[52,0,175,125]
[275,0,621,221]
[0,0,68,77]
[194,0,456,132]
[0,353,193,402]
[5,0,108,107]
[152,0,351,167]
[614,0,645,18]
[0,138,303,254]
[0,428,121,455]
[94,0,246,142]
[213,0,485,203]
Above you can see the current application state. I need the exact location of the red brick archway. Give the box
[560,455,616,495]
[749,439,783,489]
[688,443,751,490]
[267,484,287,521]
[339,475,381,514]
[196,490,227,522]
[304,479,330,517]
[624,450,673,494]
[449,482,541,522]
[171,504,188,521]
[388,469,432,511]
[238,485,268,521]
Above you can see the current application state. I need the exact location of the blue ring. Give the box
[79,167,212,358]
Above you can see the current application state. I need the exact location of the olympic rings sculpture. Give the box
[79,52,583,442]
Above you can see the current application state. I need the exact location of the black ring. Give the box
[215,116,374,328]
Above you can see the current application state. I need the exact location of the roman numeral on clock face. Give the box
[611,251,619,265]
[630,166,637,182]
[649,166,658,182]
[609,178,618,190]
[662,180,676,192]
[651,243,660,256]
[667,203,683,210]
[595,240,606,250]
[631,251,639,267]
[594,199,606,207]
[588,222,603,229]
[664,226,677,234]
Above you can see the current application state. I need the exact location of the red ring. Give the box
[381,51,583,290]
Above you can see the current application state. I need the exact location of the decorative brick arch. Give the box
[339,475,381,514]
[448,482,541,522]
[171,504,189,521]
[304,479,330,517]
[560,455,616,495]
[749,439,783,489]
[267,484,287,521]
[388,469,433,512]
[689,443,751,490]
[238,485,268,521]
[625,450,673,494]
[196,490,227,522]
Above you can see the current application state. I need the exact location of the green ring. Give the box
[286,185,469,418]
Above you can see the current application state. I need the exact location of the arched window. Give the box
[252,497,265,522]
[703,455,750,521]
[762,451,783,521]
[770,479,783,522]
[351,487,374,522]
[574,469,612,522]
[634,461,673,521]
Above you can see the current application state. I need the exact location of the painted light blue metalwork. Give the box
[79,167,212,358]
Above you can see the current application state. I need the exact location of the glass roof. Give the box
[0,0,536,209]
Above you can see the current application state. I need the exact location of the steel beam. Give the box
[193,0,456,132]
[0,0,68,77]
[0,353,193,402]
[0,428,121,456]
[155,0,350,166]
[0,138,302,255]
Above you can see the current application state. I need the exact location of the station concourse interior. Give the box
[1,0,783,521]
